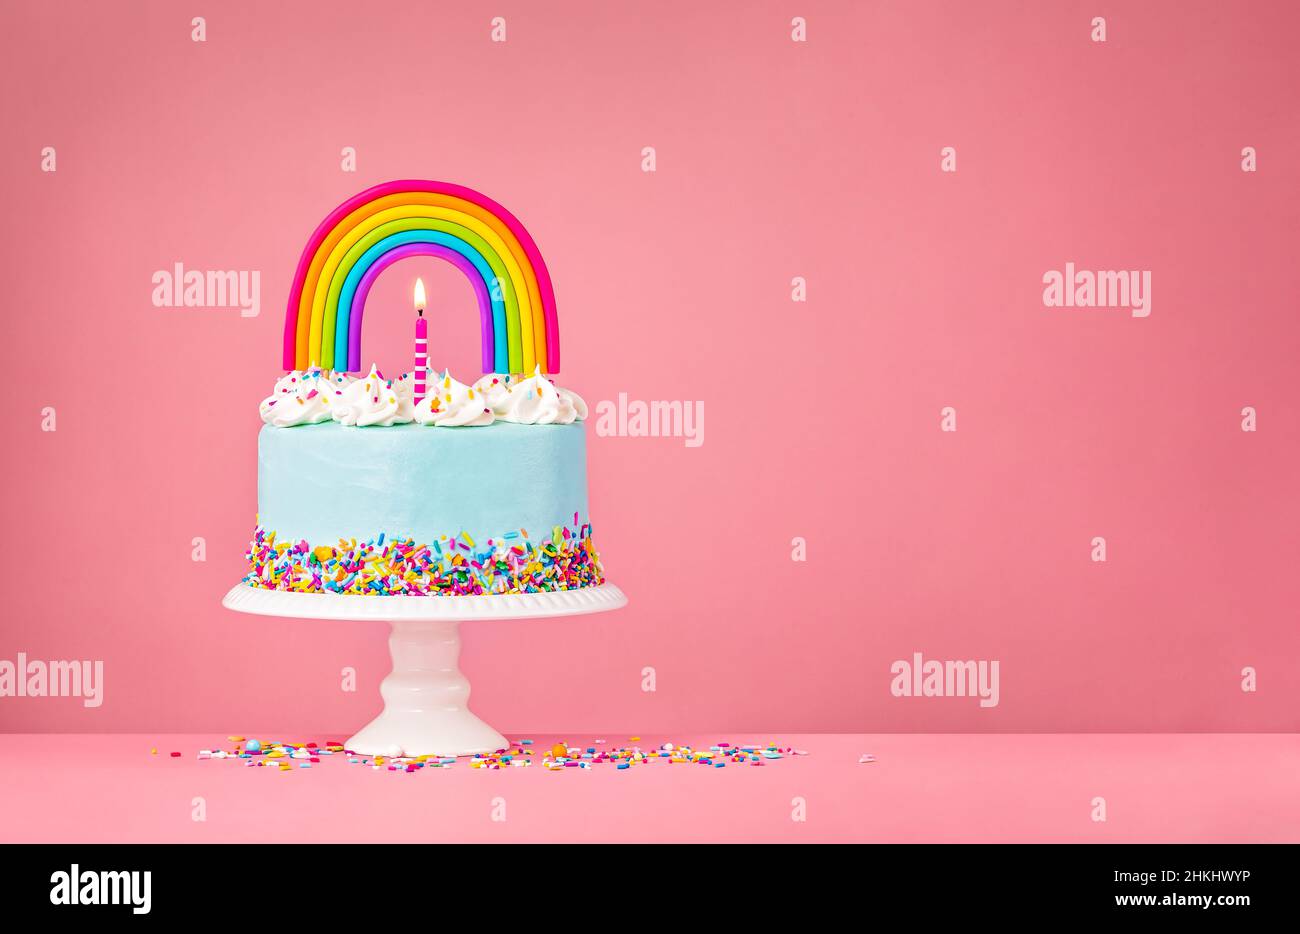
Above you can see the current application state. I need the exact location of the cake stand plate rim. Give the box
[221,582,627,621]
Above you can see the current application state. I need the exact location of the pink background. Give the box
[2,0,1297,735]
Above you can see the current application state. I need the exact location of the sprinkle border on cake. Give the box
[244,516,604,596]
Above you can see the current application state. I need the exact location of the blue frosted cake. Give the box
[246,367,602,596]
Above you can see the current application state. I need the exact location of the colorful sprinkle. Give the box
[242,520,604,596]
[190,738,806,775]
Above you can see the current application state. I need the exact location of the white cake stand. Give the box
[222,583,627,757]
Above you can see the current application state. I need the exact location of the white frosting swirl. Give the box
[330,365,414,427]
[390,370,417,401]
[259,369,334,427]
[469,373,515,412]
[413,370,496,427]
[259,365,587,428]
[472,368,587,425]
[323,370,357,393]
[557,385,589,420]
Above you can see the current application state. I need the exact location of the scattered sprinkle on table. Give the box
[173,738,810,774]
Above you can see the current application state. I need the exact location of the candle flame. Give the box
[414,278,426,311]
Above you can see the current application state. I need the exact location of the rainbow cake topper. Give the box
[283,180,559,375]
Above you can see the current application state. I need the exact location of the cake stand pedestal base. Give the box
[222,583,627,757]
[346,619,505,757]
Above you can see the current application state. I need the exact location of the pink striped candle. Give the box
[413,278,427,402]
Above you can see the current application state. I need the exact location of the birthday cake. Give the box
[243,180,605,597]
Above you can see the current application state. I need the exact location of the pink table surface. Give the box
[1,733,1296,843]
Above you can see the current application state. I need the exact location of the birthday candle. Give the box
[413,278,427,402]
